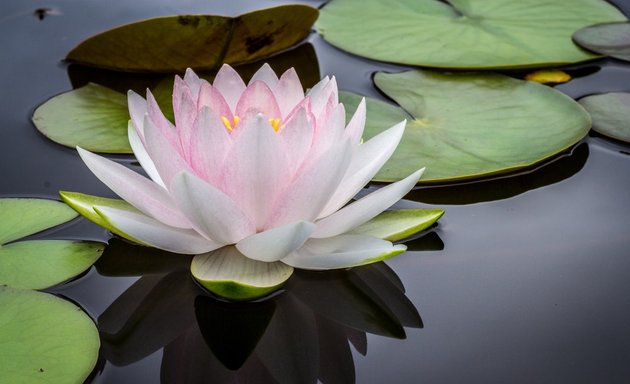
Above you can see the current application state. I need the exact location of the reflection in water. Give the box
[97,242,423,384]
[406,142,589,205]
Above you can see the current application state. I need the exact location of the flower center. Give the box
[220,115,282,132]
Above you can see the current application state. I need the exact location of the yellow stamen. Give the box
[268,118,281,132]
[220,115,240,131]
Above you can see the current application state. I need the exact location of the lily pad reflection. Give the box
[97,242,423,382]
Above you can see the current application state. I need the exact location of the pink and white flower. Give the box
[75,64,423,270]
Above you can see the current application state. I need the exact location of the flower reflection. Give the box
[96,240,424,383]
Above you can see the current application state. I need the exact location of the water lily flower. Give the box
[68,64,423,277]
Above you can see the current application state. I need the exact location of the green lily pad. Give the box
[0,198,104,289]
[0,286,100,384]
[579,92,630,143]
[66,5,318,73]
[340,69,591,182]
[350,209,444,241]
[0,198,77,244]
[191,246,294,301]
[316,0,626,69]
[33,83,131,153]
[573,22,630,62]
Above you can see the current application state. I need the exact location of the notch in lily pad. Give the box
[0,198,104,289]
[316,0,626,69]
[66,5,318,73]
[339,69,591,183]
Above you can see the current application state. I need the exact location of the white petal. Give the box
[344,97,366,145]
[249,63,279,88]
[278,107,314,175]
[127,90,147,135]
[319,120,406,218]
[183,68,203,100]
[265,139,352,228]
[94,206,222,254]
[281,235,407,270]
[77,147,191,229]
[312,168,424,238]
[169,171,256,244]
[236,221,315,262]
[274,67,305,117]
[127,122,165,188]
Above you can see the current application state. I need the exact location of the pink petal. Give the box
[172,76,196,161]
[309,76,338,118]
[170,171,256,244]
[188,107,233,186]
[143,116,194,187]
[220,113,291,229]
[307,102,346,165]
[312,169,424,238]
[235,81,281,120]
[76,147,191,229]
[278,107,314,175]
[274,68,305,117]
[265,139,352,228]
[146,90,177,143]
[213,64,246,111]
[183,68,204,101]
[236,221,315,262]
[249,63,279,88]
[197,82,233,122]
[94,206,221,254]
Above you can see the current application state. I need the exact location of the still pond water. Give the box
[1,0,629,383]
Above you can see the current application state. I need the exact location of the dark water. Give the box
[1,0,630,383]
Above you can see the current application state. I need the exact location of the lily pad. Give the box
[66,5,318,72]
[350,209,444,241]
[33,84,131,153]
[191,246,294,301]
[0,286,100,384]
[316,0,626,69]
[340,69,591,182]
[579,92,630,143]
[573,22,630,62]
[0,198,104,289]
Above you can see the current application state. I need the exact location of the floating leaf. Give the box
[340,69,591,182]
[573,22,630,62]
[0,198,77,244]
[316,0,625,69]
[66,5,318,72]
[0,198,103,290]
[191,246,294,301]
[0,286,99,384]
[33,84,131,153]
[579,92,630,143]
[350,209,444,241]
[524,69,572,84]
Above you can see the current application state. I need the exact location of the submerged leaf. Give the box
[573,22,630,62]
[0,286,99,384]
[66,5,318,72]
[579,92,630,143]
[340,69,591,182]
[524,69,572,84]
[316,0,625,69]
